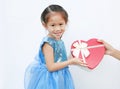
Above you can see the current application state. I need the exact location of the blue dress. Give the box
[24,36,75,89]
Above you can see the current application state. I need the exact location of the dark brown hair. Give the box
[41,4,68,24]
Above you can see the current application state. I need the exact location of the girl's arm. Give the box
[42,43,87,72]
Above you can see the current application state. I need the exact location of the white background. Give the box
[1,0,120,89]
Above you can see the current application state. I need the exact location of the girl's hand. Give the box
[70,58,88,67]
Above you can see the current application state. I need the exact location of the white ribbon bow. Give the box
[71,40,90,63]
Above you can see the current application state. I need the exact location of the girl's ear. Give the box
[42,22,47,28]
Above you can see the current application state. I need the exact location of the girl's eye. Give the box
[51,24,55,27]
[59,24,63,26]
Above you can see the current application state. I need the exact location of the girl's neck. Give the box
[47,35,61,41]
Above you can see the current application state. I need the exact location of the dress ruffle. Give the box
[24,60,74,89]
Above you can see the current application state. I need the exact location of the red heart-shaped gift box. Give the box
[71,38,105,69]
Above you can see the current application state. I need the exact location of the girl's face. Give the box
[43,12,67,40]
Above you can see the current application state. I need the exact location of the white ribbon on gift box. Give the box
[71,40,104,63]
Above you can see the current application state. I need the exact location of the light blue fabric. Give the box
[24,36,75,89]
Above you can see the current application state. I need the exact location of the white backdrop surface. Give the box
[1,0,120,89]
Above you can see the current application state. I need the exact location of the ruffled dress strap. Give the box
[36,36,67,63]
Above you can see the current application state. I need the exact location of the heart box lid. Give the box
[71,38,105,69]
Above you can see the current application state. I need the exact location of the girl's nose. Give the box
[55,26,61,31]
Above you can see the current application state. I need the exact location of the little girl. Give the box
[24,4,87,89]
